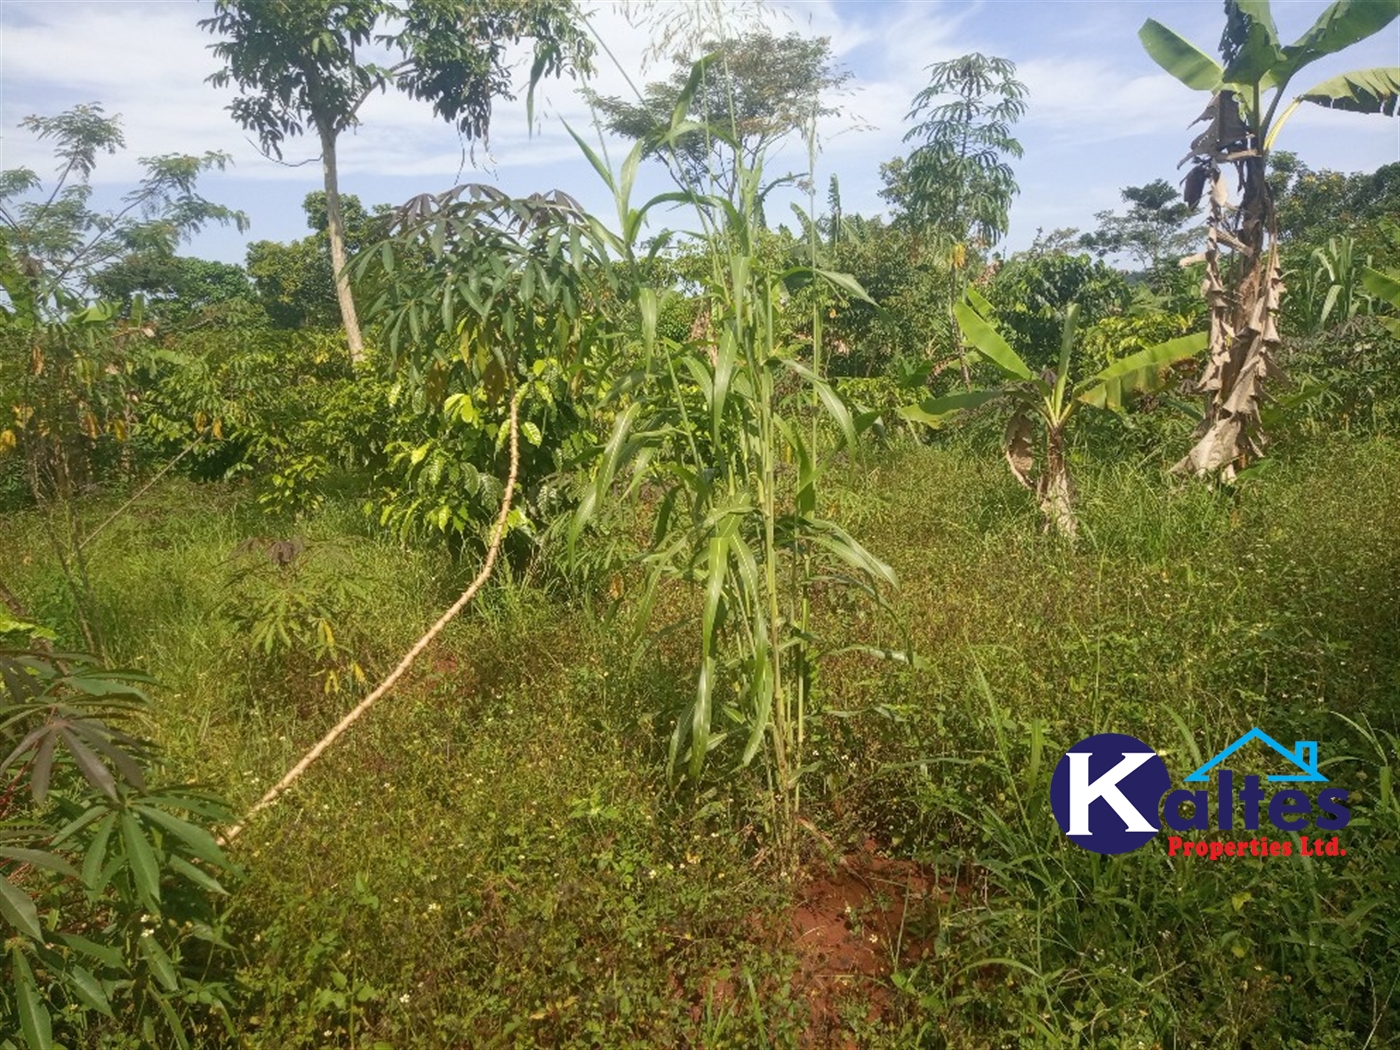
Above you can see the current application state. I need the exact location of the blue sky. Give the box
[1,0,1397,266]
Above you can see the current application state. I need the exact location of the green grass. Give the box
[4,435,1399,1047]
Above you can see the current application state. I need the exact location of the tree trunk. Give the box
[949,247,972,390]
[1039,425,1076,540]
[319,124,365,365]
[1173,151,1283,479]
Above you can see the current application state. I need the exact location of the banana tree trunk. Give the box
[1039,424,1077,540]
[319,124,365,365]
[1173,154,1283,479]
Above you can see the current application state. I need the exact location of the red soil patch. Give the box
[788,839,948,1045]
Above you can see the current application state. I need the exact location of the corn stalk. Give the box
[569,60,895,858]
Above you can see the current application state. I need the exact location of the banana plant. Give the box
[1359,219,1400,339]
[1139,0,1399,478]
[900,292,1207,538]
[1362,266,1400,340]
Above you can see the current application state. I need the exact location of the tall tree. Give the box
[587,29,849,201]
[882,53,1028,385]
[0,104,246,311]
[1080,179,1198,271]
[1140,0,1399,479]
[200,0,594,361]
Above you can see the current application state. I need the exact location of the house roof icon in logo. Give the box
[1182,728,1327,783]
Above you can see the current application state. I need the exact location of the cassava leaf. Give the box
[0,876,42,940]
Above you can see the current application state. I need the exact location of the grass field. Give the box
[5,432,1399,1047]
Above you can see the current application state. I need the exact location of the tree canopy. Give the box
[882,53,1028,251]
[588,29,849,199]
[0,104,247,314]
[200,0,595,360]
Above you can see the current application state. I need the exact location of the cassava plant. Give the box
[1139,0,1399,478]
[0,621,238,1047]
[901,290,1207,538]
[570,55,897,858]
[353,182,616,552]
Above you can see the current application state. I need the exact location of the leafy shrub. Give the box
[136,329,390,516]
[1272,317,1400,441]
[218,539,369,705]
[354,184,618,557]
[0,623,238,1048]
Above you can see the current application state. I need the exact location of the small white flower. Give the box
[399,992,411,1005]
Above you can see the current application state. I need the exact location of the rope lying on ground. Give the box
[220,391,523,845]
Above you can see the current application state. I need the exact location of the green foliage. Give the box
[6,419,1400,1045]
[1273,153,1400,256]
[823,214,950,376]
[1273,316,1400,437]
[201,0,595,160]
[985,249,1132,371]
[136,328,389,515]
[1287,234,1376,334]
[0,640,238,1048]
[245,193,389,331]
[0,105,247,306]
[354,183,612,551]
[0,271,144,507]
[0,104,247,521]
[565,69,896,850]
[1079,178,1199,271]
[201,0,595,355]
[219,540,369,702]
[902,296,1206,536]
[91,256,255,329]
[883,54,1027,250]
[1077,309,1199,375]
